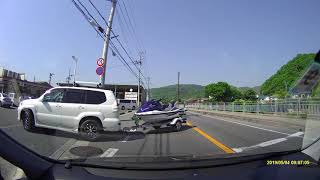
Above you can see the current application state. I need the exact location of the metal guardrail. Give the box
[185,99,320,116]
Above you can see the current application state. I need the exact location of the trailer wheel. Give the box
[175,121,182,131]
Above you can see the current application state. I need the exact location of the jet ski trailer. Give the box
[123,99,187,132]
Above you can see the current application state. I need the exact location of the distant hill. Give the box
[260,53,316,96]
[238,86,261,94]
[150,84,205,101]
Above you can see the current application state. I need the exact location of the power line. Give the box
[115,12,132,55]
[71,0,147,87]
[71,0,105,37]
[121,0,144,50]
[85,0,145,80]
[117,2,142,53]
[88,0,108,25]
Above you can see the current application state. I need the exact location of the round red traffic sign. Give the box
[97,58,105,67]
[96,66,104,75]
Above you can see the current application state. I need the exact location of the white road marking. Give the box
[258,138,287,147]
[121,135,130,142]
[73,140,90,147]
[232,132,304,153]
[288,131,304,137]
[49,139,77,159]
[100,148,119,157]
[0,124,21,129]
[232,148,243,153]
[190,112,292,136]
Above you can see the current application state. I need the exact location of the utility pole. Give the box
[100,0,117,86]
[134,54,143,107]
[66,67,72,85]
[177,72,180,103]
[49,73,54,86]
[147,77,150,101]
[72,56,78,86]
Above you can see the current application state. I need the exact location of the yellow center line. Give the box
[186,121,235,154]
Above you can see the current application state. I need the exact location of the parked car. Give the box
[118,99,137,110]
[17,87,121,140]
[0,93,14,107]
[19,95,33,103]
[8,93,15,102]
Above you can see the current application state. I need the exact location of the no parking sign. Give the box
[96,66,104,76]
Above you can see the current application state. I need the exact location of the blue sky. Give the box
[0,0,319,88]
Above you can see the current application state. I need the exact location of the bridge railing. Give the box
[185,99,320,116]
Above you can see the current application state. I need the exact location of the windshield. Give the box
[0,0,320,169]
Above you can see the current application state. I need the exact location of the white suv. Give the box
[17,87,121,140]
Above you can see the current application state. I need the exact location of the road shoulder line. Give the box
[189,111,291,136]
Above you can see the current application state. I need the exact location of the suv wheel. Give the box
[21,109,35,131]
[80,119,102,140]
[121,106,125,110]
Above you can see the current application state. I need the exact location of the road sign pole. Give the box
[100,0,117,86]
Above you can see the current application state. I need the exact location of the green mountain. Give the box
[150,84,205,102]
[238,86,261,94]
[260,53,316,96]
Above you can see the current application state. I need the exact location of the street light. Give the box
[72,56,78,85]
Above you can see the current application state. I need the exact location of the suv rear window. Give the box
[85,90,106,104]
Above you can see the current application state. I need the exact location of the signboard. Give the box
[290,62,320,95]
[125,92,138,100]
[96,66,104,76]
[97,58,105,67]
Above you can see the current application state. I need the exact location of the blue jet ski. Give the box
[134,99,186,124]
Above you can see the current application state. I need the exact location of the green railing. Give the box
[186,99,320,116]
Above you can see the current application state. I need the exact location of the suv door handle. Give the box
[79,106,85,110]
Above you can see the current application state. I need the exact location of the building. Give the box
[0,67,52,98]
[57,81,146,104]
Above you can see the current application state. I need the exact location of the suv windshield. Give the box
[1,0,320,169]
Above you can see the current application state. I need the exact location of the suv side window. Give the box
[63,89,85,104]
[85,90,106,104]
[43,89,65,102]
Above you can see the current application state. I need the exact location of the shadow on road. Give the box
[146,125,192,134]
[30,128,146,142]
[0,106,17,110]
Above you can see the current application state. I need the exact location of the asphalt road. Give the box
[0,107,305,162]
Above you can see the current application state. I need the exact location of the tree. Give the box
[205,82,233,102]
[243,89,257,101]
[260,53,315,96]
[230,86,243,101]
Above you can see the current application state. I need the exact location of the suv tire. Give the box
[80,119,102,140]
[21,109,35,131]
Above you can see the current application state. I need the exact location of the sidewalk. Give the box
[188,108,307,128]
